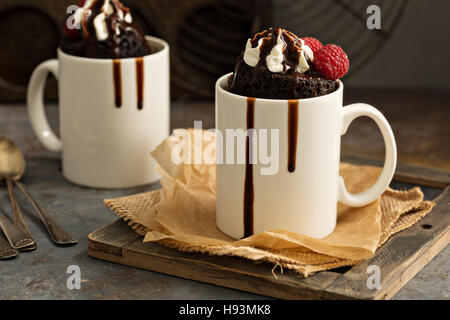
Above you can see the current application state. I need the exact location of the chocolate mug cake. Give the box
[214,28,397,241]
[228,27,349,99]
[61,0,151,59]
[27,0,170,188]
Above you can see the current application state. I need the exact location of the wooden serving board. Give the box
[88,185,449,300]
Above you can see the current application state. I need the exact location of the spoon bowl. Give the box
[0,137,25,181]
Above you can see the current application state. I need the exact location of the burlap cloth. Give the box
[105,129,434,277]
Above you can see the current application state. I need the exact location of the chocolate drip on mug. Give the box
[112,59,122,108]
[135,57,144,110]
[243,97,255,238]
[288,100,299,173]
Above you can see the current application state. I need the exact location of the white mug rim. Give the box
[216,73,343,103]
[57,35,169,63]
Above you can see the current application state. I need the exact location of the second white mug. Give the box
[27,36,170,189]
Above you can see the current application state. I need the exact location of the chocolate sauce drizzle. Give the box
[113,59,122,107]
[287,100,299,173]
[112,57,145,109]
[135,57,144,110]
[81,0,131,42]
[249,27,305,72]
[243,97,255,238]
[242,98,299,237]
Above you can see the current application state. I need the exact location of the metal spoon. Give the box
[0,137,77,246]
[0,137,35,250]
[6,178,37,251]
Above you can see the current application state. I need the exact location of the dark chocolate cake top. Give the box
[228,27,345,99]
[61,0,151,59]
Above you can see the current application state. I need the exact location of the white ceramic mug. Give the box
[216,73,397,239]
[27,36,169,188]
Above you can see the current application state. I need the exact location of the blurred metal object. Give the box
[145,0,272,98]
[0,0,65,102]
[273,0,409,77]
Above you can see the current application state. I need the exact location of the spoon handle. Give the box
[0,237,19,259]
[13,181,77,245]
[6,178,37,251]
[0,210,35,249]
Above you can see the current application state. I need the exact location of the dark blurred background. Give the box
[0,0,449,171]
[0,0,449,101]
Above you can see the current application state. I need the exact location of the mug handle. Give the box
[338,103,397,207]
[27,59,62,152]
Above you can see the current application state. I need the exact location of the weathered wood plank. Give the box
[88,219,141,256]
[87,188,449,300]
[123,238,343,300]
[88,221,344,299]
[325,187,450,299]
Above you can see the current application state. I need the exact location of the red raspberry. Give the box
[313,44,349,80]
[301,37,323,55]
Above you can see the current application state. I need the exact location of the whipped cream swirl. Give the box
[243,28,314,74]
[73,0,133,41]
